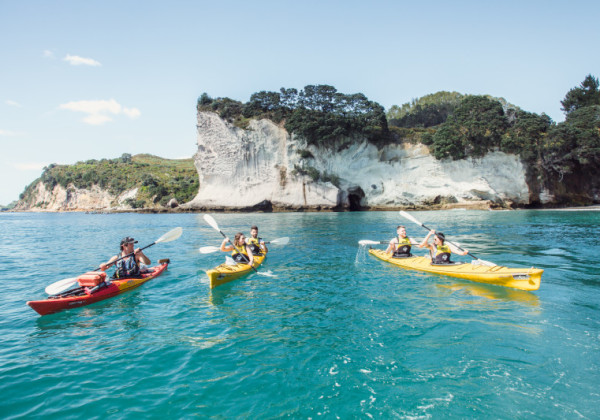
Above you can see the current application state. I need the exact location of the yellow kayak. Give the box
[206,252,267,289]
[368,249,542,291]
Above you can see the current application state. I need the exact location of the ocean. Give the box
[1,210,599,418]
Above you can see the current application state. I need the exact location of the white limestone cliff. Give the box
[14,183,139,212]
[185,112,531,210]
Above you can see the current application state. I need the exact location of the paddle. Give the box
[199,236,290,254]
[45,227,183,295]
[202,214,275,277]
[358,240,389,246]
[398,211,497,267]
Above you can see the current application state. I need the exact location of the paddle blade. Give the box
[203,214,220,232]
[45,277,78,295]
[269,237,289,245]
[199,246,220,254]
[399,211,423,227]
[155,227,183,244]
[359,239,381,246]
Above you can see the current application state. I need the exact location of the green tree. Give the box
[561,74,600,115]
[502,111,553,161]
[429,96,508,159]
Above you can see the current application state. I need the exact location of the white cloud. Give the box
[13,162,46,171]
[123,107,141,119]
[59,99,141,125]
[0,129,23,136]
[43,50,54,58]
[5,100,23,108]
[63,54,101,67]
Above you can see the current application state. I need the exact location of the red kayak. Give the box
[27,259,170,316]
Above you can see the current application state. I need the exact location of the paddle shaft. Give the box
[415,221,484,262]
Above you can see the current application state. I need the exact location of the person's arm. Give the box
[418,231,434,249]
[260,239,268,253]
[135,248,151,265]
[220,238,232,252]
[385,238,397,254]
[100,255,118,271]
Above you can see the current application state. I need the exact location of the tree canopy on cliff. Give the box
[198,85,390,146]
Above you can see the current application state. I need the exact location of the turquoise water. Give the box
[1,210,599,418]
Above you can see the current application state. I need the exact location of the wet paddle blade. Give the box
[45,277,78,295]
[199,246,220,254]
[359,239,381,246]
[269,237,289,245]
[155,227,183,244]
[203,214,220,232]
[399,211,423,227]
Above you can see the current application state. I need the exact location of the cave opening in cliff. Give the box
[347,186,365,211]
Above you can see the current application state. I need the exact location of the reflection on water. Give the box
[437,281,540,306]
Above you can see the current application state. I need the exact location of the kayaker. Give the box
[419,230,468,264]
[220,232,254,265]
[247,225,268,255]
[386,225,417,257]
[100,237,151,280]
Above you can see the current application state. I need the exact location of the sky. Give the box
[1,0,599,204]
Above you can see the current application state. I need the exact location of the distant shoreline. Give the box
[4,203,600,214]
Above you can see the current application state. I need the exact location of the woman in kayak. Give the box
[220,232,254,265]
[247,225,267,256]
[385,225,417,257]
[419,230,468,264]
[100,236,151,279]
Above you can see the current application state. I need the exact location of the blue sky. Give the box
[1,0,598,204]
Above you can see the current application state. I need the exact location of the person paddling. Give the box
[385,225,417,257]
[419,230,468,264]
[220,232,254,265]
[247,225,268,255]
[100,237,151,280]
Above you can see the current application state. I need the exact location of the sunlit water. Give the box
[1,210,599,418]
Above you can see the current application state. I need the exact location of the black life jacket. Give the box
[393,237,412,257]
[113,255,141,278]
[247,237,263,255]
[432,244,452,264]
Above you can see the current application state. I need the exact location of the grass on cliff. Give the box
[21,153,199,208]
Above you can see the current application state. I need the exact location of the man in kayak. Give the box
[419,231,468,264]
[100,237,151,280]
[386,225,418,258]
[247,225,268,256]
[220,232,254,265]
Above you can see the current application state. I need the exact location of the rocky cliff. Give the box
[14,183,139,212]
[184,112,533,211]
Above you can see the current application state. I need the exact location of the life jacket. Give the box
[247,237,263,255]
[231,245,249,263]
[114,255,140,278]
[393,237,412,257]
[432,244,452,264]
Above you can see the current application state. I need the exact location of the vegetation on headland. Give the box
[198,85,390,146]
[19,154,199,208]
[199,75,600,204]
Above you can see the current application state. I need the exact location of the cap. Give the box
[120,236,138,246]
